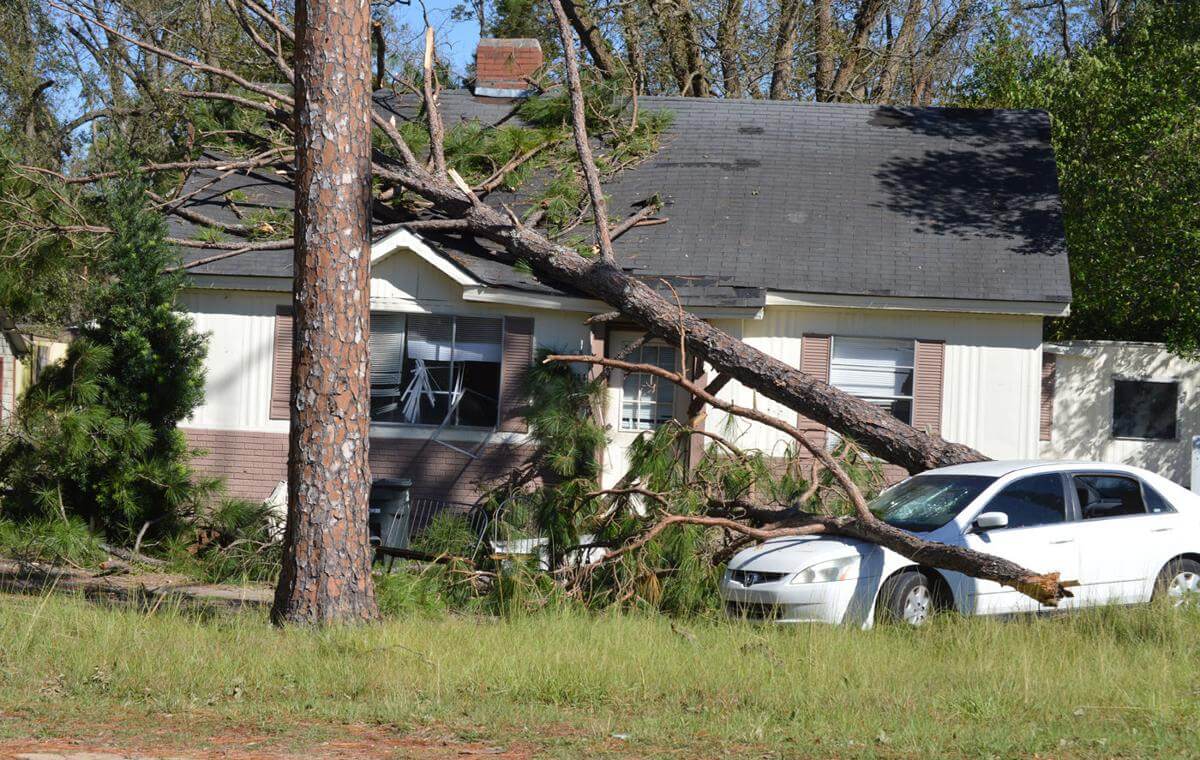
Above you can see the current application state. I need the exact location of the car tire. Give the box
[876,570,936,627]
[1153,558,1200,608]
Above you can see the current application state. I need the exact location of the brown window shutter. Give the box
[1040,352,1056,441]
[269,306,293,420]
[498,317,534,432]
[798,334,831,451]
[913,339,945,437]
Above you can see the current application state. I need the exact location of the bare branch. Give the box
[548,0,617,262]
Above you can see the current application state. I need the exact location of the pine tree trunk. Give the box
[272,0,379,626]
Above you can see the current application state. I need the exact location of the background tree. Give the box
[0,176,210,542]
[957,3,1200,354]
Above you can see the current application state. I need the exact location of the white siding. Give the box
[179,289,289,433]
[700,307,1044,461]
[1041,342,1200,485]
[181,246,593,434]
[0,336,15,422]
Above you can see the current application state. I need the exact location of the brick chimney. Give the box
[473,38,542,99]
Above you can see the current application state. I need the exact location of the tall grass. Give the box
[1,594,1198,756]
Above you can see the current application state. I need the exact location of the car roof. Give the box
[919,459,1143,478]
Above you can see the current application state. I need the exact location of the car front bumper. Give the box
[719,574,881,625]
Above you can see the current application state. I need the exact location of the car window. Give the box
[1144,485,1175,515]
[869,475,996,532]
[984,474,1067,529]
[1074,475,1147,519]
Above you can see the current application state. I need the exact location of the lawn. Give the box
[1,592,1198,758]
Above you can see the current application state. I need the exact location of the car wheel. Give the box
[876,570,935,626]
[1154,558,1200,608]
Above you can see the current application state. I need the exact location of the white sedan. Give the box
[720,461,1200,626]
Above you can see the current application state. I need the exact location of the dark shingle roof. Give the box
[176,91,1071,308]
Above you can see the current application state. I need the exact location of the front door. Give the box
[965,473,1080,615]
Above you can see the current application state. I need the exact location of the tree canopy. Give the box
[957,2,1200,354]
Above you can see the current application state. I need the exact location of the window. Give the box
[984,474,1067,529]
[829,337,914,424]
[1075,474,1147,520]
[369,313,503,427]
[620,344,676,431]
[869,474,995,532]
[1112,379,1178,440]
[1144,485,1175,515]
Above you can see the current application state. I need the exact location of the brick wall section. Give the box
[185,427,537,505]
[475,38,542,91]
[369,437,538,504]
[186,428,289,501]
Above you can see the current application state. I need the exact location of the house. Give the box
[0,322,71,424]
[171,39,1075,506]
[1041,341,1200,488]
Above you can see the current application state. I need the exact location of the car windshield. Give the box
[870,475,996,532]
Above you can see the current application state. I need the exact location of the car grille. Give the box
[725,600,782,620]
[728,569,787,587]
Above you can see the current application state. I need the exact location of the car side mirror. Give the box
[974,512,1009,531]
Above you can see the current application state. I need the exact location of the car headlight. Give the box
[790,556,858,584]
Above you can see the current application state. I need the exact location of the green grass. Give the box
[1,593,1199,757]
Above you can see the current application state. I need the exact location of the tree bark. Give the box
[646,0,709,96]
[272,0,379,626]
[768,0,803,100]
[716,0,743,98]
[875,0,922,103]
[557,0,618,78]
[814,0,835,101]
[830,0,887,100]
[618,0,647,91]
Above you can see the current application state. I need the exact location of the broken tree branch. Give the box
[547,353,1072,606]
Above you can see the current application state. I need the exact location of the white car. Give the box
[720,460,1200,626]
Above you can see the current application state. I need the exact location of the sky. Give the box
[390,0,482,81]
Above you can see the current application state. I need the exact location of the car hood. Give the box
[728,535,885,575]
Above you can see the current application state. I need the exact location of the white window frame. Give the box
[828,336,915,425]
[617,340,678,432]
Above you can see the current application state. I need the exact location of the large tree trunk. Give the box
[272,0,379,626]
[618,0,647,91]
[814,0,835,101]
[830,0,886,100]
[716,0,743,98]
[557,0,618,78]
[767,0,802,100]
[646,0,709,96]
[875,0,922,103]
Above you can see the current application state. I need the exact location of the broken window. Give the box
[369,313,502,427]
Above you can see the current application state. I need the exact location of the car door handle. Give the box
[1049,539,1075,545]
[1151,528,1172,533]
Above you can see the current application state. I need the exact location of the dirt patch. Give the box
[0,711,545,759]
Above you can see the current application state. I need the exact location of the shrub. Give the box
[0,174,210,544]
